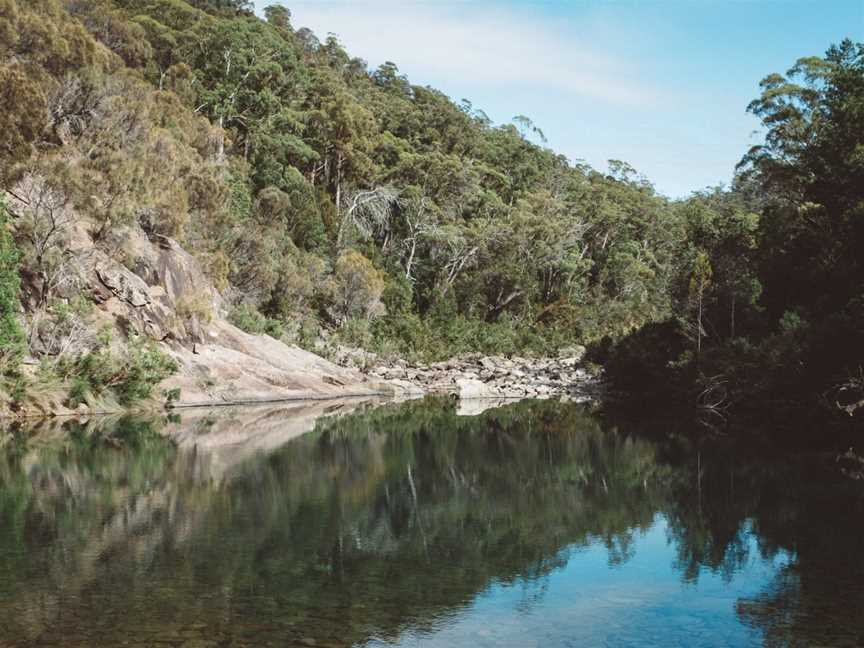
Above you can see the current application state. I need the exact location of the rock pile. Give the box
[340,347,600,400]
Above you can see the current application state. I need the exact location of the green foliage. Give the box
[328,250,386,323]
[1,0,860,428]
[605,40,864,429]
[0,64,47,181]
[1,0,690,367]
[226,160,253,222]
[0,200,25,376]
[255,172,326,252]
[161,386,181,404]
[228,303,283,338]
[54,331,178,407]
[187,0,252,16]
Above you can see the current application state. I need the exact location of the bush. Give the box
[363,308,576,363]
[291,315,322,352]
[603,319,690,401]
[229,303,284,338]
[0,199,26,376]
[177,293,214,324]
[336,317,375,350]
[328,250,386,323]
[55,330,178,407]
[117,335,180,404]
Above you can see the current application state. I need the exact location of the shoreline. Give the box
[0,352,602,421]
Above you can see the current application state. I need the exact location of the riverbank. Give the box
[333,345,601,401]
[3,341,601,418]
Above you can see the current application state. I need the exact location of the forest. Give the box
[0,0,861,433]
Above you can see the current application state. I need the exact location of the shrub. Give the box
[603,319,690,400]
[381,274,414,316]
[161,387,182,405]
[55,330,178,407]
[229,303,284,338]
[0,199,26,376]
[116,335,179,404]
[329,250,386,323]
[177,293,214,323]
[336,317,374,350]
[262,251,325,321]
[291,315,322,352]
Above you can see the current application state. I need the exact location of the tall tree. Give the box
[0,199,25,374]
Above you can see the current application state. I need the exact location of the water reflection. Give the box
[0,398,862,647]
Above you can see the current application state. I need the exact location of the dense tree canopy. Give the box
[606,39,864,429]
[1,0,689,357]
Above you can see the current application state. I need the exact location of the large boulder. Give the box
[558,345,587,362]
[160,320,389,406]
[99,227,223,346]
[456,378,521,399]
[95,262,151,307]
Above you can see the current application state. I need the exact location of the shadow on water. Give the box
[0,397,862,647]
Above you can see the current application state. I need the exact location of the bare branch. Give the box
[337,186,401,247]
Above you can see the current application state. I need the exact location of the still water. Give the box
[0,398,862,647]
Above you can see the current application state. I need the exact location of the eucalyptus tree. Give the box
[0,199,25,375]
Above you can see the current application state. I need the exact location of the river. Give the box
[0,397,862,647]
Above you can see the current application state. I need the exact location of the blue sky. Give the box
[253,1,863,198]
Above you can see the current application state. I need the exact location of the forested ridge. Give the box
[0,0,861,432]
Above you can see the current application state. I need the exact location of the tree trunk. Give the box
[405,238,417,281]
[730,293,736,339]
[696,290,703,363]
[335,152,343,224]
[489,289,523,318]
[217,116,225,163]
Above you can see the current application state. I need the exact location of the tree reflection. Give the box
[0,399,862,646]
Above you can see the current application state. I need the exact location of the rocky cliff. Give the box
[6,195,596,416]
[6,205,410,415]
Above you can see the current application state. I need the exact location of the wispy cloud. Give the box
[270,1,659,108]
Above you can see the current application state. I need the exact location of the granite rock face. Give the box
[95,262,151,307]
[159,320,404,407]
[32,222,401,410]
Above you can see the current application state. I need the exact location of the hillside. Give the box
[0,0,676,412]
[0,0,862,430]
